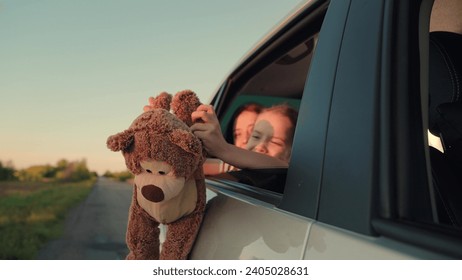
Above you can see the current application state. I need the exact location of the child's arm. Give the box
[202,158,234,175]
[191,105,288,169]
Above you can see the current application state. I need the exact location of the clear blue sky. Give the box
[0,0,303,174]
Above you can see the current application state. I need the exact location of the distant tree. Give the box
[55,159,93,182]
[15,165,55,182]
[56,159,69,171]
[103,170,133,181]
[42,164,57,178]
[11,158,96,182]
[71,159,92,181]
[0,160,16,181]
[114,170,133,182]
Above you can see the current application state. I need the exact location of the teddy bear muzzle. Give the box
[141,184,165,202]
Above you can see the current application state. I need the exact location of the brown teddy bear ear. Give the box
[107,129,134,152]
[171,90,201,127]
[148,92,172,111]
[169,129,202,157]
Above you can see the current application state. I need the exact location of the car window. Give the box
[383,0,462,234]
[206,33,319,195]
[371,0,462,257]
[205,1,329,213]
[424,7,462,231]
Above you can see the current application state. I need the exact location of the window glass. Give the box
[205,35,319,194]
[418,0,462,231]
[427,27,462,230]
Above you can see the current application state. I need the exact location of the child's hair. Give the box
[261,104,298,144]
[225,102,263,143]
[234,103,263,118]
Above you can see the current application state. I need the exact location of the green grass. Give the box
[0,179,95,259]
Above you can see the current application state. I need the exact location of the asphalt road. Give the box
[37,177,133,260]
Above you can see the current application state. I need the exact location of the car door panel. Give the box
[304,222,446,259]
[190,185,312,260]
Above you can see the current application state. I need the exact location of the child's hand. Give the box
[191,105,228,157]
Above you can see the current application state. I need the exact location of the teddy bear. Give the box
[106,90,206,260]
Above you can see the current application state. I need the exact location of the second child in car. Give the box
[191,104,298,170]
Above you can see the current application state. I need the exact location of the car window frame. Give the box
[371,0,462,258]
[206,0,330,211]
[279,0,349,219]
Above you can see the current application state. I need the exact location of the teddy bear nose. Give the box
[141,184,164,202]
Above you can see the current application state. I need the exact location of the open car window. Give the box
[211,168,287,194]
[205,31,320,194]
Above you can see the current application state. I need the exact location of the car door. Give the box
[191,0,462,260]
[303,0,462,259]
[190,0,330,260]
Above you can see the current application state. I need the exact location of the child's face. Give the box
[246,111,292,163]
[233,110,259,149]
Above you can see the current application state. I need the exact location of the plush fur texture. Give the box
[107,90,206,260]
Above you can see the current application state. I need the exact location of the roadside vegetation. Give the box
[103,170,133,182]
[0,159,96,259]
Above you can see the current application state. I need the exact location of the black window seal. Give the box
[205,177,282,206]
